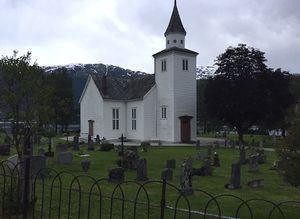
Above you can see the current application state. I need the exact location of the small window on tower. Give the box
[161,60,167,72]
[173,39,177,43]
[183,59,188,71]
[167,40,170,44]
[180,40,183,44]
[161,106,167,119]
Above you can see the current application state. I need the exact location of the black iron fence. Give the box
[0,159,300,219]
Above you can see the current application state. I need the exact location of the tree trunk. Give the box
[237,129,244,145]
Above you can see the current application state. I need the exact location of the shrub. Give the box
[100,143,114,151]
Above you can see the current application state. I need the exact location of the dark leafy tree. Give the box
[204,44,293,142]
[0,51,53,156]
[277,103,300,186]
[46,67,73,133]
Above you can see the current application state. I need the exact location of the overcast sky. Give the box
[1,0,299,73]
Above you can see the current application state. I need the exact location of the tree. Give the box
[46,67,73,133]
[277,103,300,186]
[0,51,53,157]
[204,44,293,142]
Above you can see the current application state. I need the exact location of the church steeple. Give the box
[164,0,186,37]
[164,0,186,49]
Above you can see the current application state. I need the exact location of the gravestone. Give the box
[225,163,241,189]
[249,154,259,172]
[0,144,10,156]
[257,149,267,164]
[207,145,212,157]
[88,139,95,151]
[57,152,73,164]
[108,167,124,183]
[73,135,79,150]
[56,144,68,154]
[38,148,45,156]
[123,148,139,169]
[196,140,200,149]
[196,151,206,161]
[248,179,264,188]
[31,156,48,178]
[213,152,220,167]
[141,141,150,152]
[213,141,220,149]
[203,158,212,176]
[158,140,162,148]
[270,160,283,170]
[136,158,148,181]
[229,140,235,149]
[239,146,247,165]
[166,159,176,169]
[81,159,91,173]
[161,168,173,181]
[95,135,101,144]
[180,158,193,195]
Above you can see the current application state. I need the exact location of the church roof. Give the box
[153,46,198,57]
[164,0,186,36]
[91,74,155,101]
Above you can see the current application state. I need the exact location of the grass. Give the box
[1,140,300,218]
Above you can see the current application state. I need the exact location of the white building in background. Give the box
[79,0,198,143]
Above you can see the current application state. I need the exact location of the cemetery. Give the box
[0,135,300,218]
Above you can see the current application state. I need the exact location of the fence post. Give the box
[22,129,31,219]
[160,178,167,219]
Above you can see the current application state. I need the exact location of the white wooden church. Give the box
[79,0,198,143]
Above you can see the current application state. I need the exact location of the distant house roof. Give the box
[91,74,155,101]
[153,47,198,58]
[164,0,186,36]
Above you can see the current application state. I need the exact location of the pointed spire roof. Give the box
[164,0,186,36]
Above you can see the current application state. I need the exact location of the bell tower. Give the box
[153,0,198,142]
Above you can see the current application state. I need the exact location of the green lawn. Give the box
[1,142,300,218]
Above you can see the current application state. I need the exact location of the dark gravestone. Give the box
[108,167,124,183]
[57,152,73,164]
[56,144,68,154]
[213,141,220,149]
[141,141,150,152]
[81,159,91,173]
[225,163,241,189]
[196,140,200,149]
[95,135,101,144]
[31,156,48,178]
[203,158,212,176]
[166,159,176,169]
[136,158,148,181]
[196,151,206,161]
[248,179,264,188]
[0,144,10,156]
[239,146,247,165]
[38,148,45,156]
[158,140,162,148]
[213,152,220,167]
[73,135,79,150]
[88,139,94,151]
[207,145,213,157]
[257,149,267,164]
[249,154,259,172]
[123,149,139,170]
[161,168,173,181]
[180,157,193,195]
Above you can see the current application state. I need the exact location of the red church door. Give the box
[179,116,192,143]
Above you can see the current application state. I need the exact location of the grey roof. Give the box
[164,0,186,36]
[91,74,155,101]
[153,47,198,57]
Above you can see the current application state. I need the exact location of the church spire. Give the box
[164,0,186,36]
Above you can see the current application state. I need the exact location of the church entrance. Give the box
[179,116,192,143]
[88,120,94,136]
